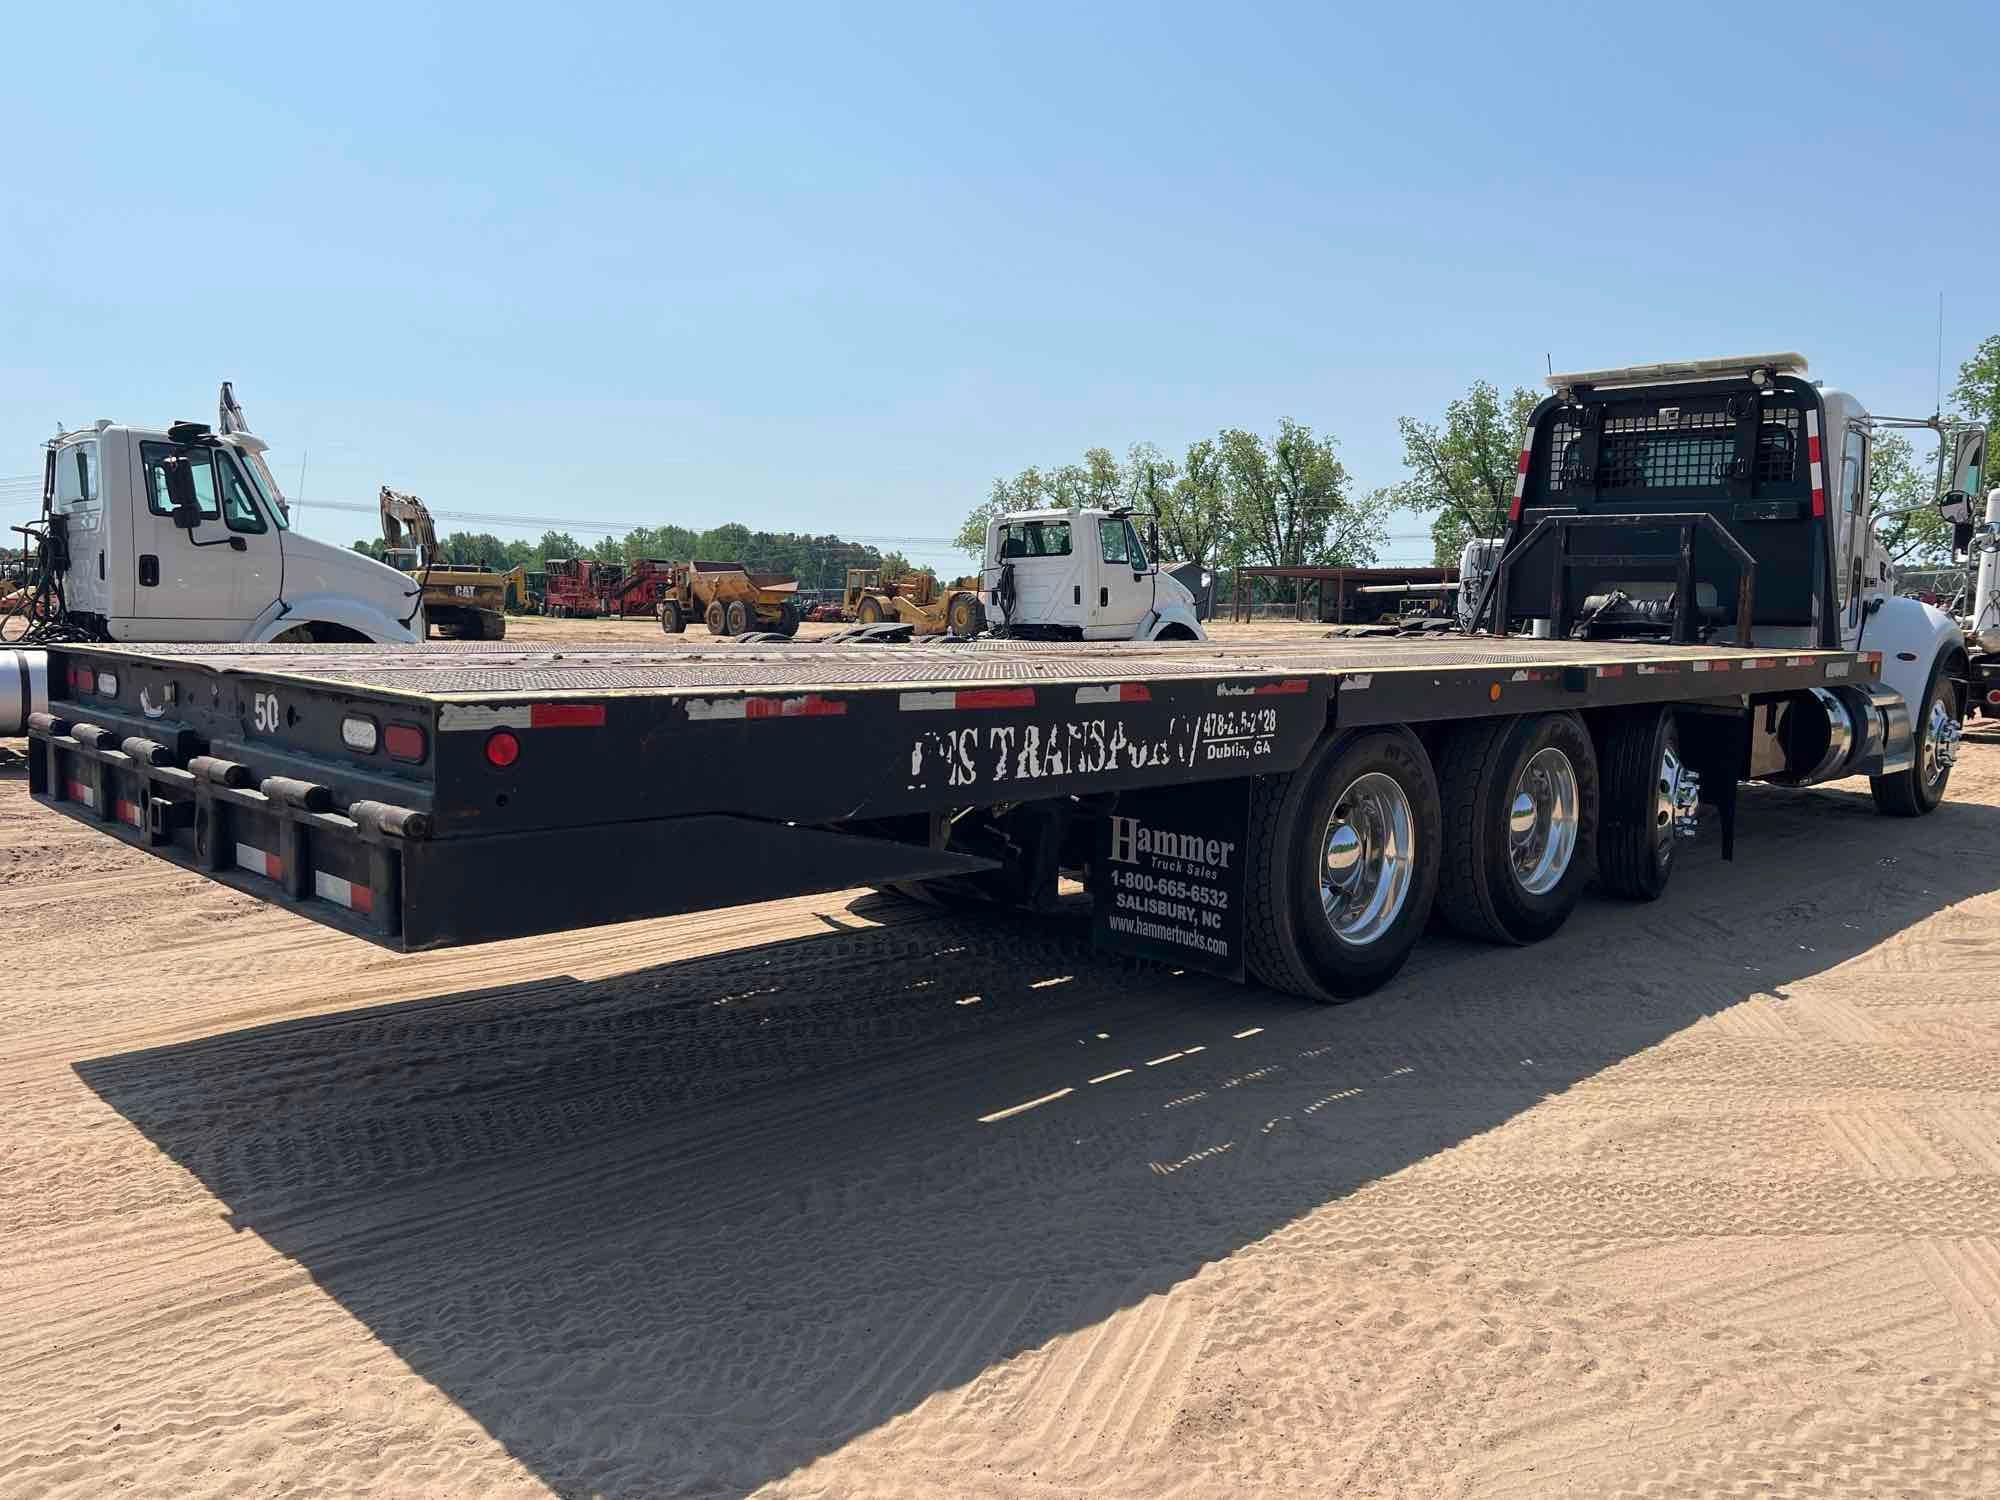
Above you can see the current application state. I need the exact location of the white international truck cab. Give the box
[1,387,423,733]
[1943,483,2000,718]
[978,506,1207,641]
[1477,352,1974,817]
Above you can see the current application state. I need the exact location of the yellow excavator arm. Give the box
[378,486,440,562]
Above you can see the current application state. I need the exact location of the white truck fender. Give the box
[1143,605,1207,642]
[251,594,423,644]
[1862,595,1964,711]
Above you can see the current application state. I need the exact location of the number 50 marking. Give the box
[252,691,282,733]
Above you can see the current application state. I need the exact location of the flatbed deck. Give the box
[46,633,1876,706]
[28,634,1877,954]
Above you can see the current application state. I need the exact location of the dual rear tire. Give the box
[1245,711,1608,1002]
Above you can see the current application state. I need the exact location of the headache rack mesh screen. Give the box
[1547,407,1802,493]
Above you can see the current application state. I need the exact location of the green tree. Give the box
[958,467,1048,556]
[1155,438,1233,566]
[1220,419,1385,569]
[1953,334,2000,438]
[1395,380,1540,564]
[1873,432,1953,564]
[878,550,916,581]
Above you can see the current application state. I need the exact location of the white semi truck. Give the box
[1,386,423,733]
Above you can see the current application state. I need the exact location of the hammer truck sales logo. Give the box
[1107,815,1236,869]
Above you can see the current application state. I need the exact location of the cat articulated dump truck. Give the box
[21,355,1971,1001]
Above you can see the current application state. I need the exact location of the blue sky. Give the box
[4,1,1995,568]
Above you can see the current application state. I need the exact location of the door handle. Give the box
[139,554,159,587]
[1099,587,1108,607]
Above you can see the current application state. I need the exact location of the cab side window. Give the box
[1099,518,1129,564]
[54,442,99,513]
[141,442,220,520]
[1837,429,1868,614]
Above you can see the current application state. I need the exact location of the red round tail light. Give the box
[484,730,520,767]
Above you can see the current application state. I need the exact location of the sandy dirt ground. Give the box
[3,678,2000,1496]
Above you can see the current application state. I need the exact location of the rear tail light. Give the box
[1987,689,2000,706]
[484,730,520,767]
[69,664,92,692]
[341,716,379,752]
[95,670,118,697]
[383,724,426,761]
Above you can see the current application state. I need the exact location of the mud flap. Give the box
[1091,779,1248,979]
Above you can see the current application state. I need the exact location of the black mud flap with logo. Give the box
[1091,778,1249,980]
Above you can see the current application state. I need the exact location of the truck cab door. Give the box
[129,440,281,640]
[1088,517,1155,637]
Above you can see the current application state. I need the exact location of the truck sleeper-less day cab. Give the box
[980,507,1207,641]
[23,356,1973,1001]
[0,389,424,735]
[46,418,421,644]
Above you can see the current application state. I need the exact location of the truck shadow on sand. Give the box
[76,780,2000,1497]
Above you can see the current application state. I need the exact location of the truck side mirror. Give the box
[161,456,202,530]
[1949,427,1986,499]
[1939,490,1977,526]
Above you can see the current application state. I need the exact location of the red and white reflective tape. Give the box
[1238,678,1309,696]
[1691,659,1732,673]
[65,778,96,808]
[438,702,606,732]
[898,686,1037,712]
[1806,410,1825,517]
[1508,433,1533,521]
[1595,664,1625,678]
[114,797,143,828]
[685,693,847,721]
[235,843,282,879]
[1074,682,1152,705]
[314,870,374,914]
[1741,657,1777,670]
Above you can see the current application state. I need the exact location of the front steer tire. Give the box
[1871,651,1961,817]
[1244,727,1441,1003]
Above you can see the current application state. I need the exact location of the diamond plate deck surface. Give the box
[70,636,1852,702]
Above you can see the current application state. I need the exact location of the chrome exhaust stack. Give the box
[0,649,49,736]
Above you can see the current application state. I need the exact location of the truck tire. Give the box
[1434,712,1598,944]
[704,600,728,636]
[725,600,752,636]
[1597,706,1686,901]
[778,603,800,638]
[1871,651,1962,817]
[947,591,985,638]
[659,600,686,634]
[477,610,506,640]
[1243,727,1441,1002]
[856,595,885,625]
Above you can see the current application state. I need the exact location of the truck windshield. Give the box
[228,446,291,529]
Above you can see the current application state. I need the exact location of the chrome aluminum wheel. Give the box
[1508,746,1579,895]
[1656,742,1699,852]
[1923,696,1961,786]
[1320,772,1415,947]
